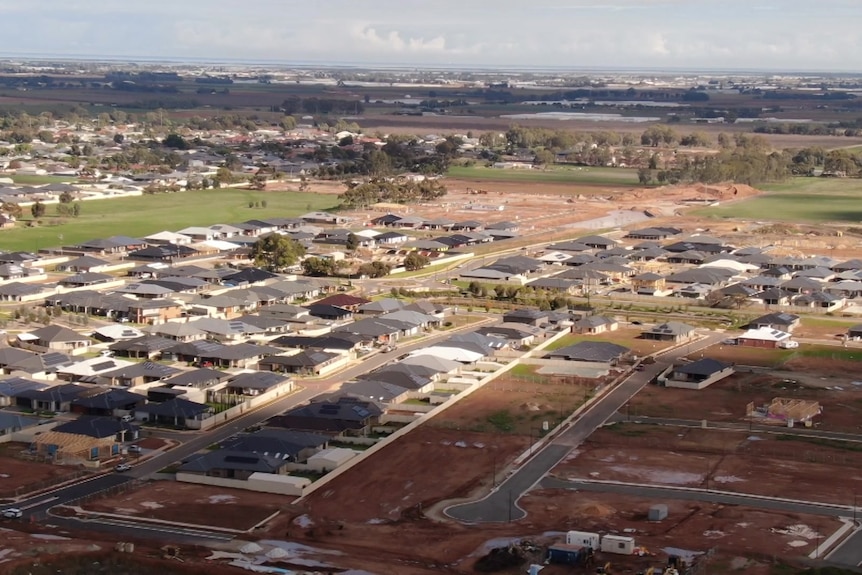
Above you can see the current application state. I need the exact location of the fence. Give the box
[8,468,90,499]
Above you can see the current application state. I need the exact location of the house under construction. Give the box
[746,397,821,427]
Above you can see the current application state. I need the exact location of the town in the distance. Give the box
[1,57,862,575]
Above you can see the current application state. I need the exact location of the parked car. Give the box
[115,463,132,472]
[127,445,142,453]
[722,338,738,345]
[778,340,799,349]
[1,508,22,519]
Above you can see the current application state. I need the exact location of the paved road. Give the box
[614,415,862,443]
[8,320,493,540]
[444,332,725,523]
[828,528,862,566]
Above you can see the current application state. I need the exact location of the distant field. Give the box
[9,174,76,185]
[447,165,641,186]
[0,189,338,252]
[694,177,862,223]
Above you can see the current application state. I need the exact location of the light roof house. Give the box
[737,327,792,349]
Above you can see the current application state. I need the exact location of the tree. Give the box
[302,256,338,277]
[249,174,267,190]
[404,252,430,271]
[357,261,391,278]
[162,133,190,150]
[72,203,81,217]
[637,168,653,185]
[31,201,46,219]
[59,191,74,204]
[251,235,306,272]
[113,133,125,145]
[345,233,360,251]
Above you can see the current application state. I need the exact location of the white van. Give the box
[778,340,799,349]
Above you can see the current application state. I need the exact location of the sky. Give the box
[1,0,861,72]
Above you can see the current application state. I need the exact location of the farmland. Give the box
[0,189,338,252]
[694,177,862,223]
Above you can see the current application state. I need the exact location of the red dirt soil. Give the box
[81,482,289,532]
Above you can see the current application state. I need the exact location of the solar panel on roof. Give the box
[91,361,116,371]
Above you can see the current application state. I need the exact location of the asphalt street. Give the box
[445,332,725,523]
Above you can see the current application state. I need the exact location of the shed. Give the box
[648,504,668,521]
[305,447,357,472]
[600,535,635,555]
[547,544,585,565]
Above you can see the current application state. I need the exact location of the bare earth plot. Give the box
[518,489,841,574]
[80,482,288,531]
[555,425,862,507]
[0,444,83,499]
[629,369,862,433]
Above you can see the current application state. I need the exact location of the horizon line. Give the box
[1,53,861,77]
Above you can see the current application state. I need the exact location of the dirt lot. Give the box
[80,481,289,531]
[0,444,84,499]
[556,424,862,506]
[630,369,862,433]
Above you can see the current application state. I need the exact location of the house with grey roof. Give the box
[665,358,735,390]
[571,315,619,335]
[0,412,41,441]
[221,428,329,463]
[179,449,291,479]
[226,371,292,396]
[545,341,631,365]
[748,312,800,332]
[642,321,697,343]
[18,325,91,353]
[258,351,345,376]
[268,394,383,436]
[137,397,214,428]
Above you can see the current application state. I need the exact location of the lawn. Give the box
[0,188,338,252]
[9,174,77,185]
[693,177,862,223]
[447,165,642,186]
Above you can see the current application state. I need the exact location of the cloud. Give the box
[0,0,859,70]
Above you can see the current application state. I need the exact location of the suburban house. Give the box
[737,327,793,348]
[0,377,49,407]
[108,335,178,359]
[631,272,669,296]
[748,312,800,333]
[571,315,619,335]
[0,412,41,441]
[70,388,147,417]
[664,358,735,390]
[269,395,384,436]
[33,417,139,463]
[502,308,550,328]
[178,449,292,479]
[225,371,292,396]
[18,325,91,353]
[221,428,329,463]
[258,351,345,376]
[545,341,631,365]
[642,322,697,343]
[137,397,214,428]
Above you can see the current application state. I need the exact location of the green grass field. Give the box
[9,174,76,185]
[447,165,642,187]
[694,177,862,223]
[0,189,338,252]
